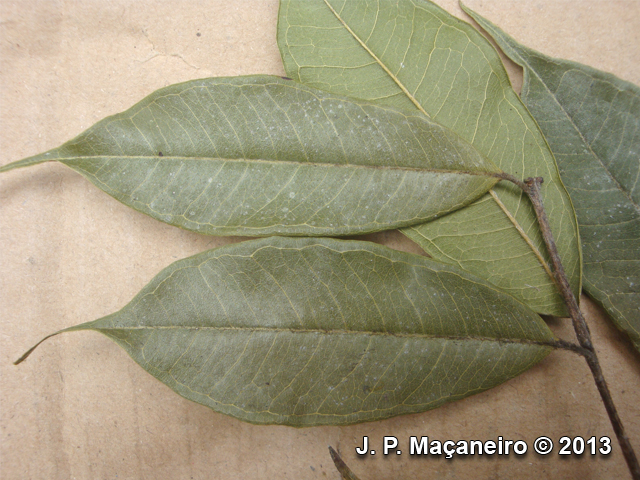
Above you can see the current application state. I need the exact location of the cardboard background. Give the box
[1,1,638,479]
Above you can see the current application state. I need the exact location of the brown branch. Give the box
[497,173,640,480]
[550,339,592,357]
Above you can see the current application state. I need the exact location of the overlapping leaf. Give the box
[0,75,500,237]
[463,5,640,350]
[17,237,556,427]
[277,0,581,316]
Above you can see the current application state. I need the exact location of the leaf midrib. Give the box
[58,155,500,177]
[321,0,431,118]
[97,325,554,347]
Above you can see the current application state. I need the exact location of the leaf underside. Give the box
[0,75,500,237]
[277,0,582,317]
[463,5,640,350]
[21,237,555,427]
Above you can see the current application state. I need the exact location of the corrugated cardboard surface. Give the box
[1,1,638,479]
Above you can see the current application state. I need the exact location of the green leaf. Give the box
[277,0,581,317]
[17,237,555,427]
[0,75,500,237]
[462,5,640,351]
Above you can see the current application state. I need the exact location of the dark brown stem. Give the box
[550,339,592,357]
[329,446,361,480]
[497,173,640,480]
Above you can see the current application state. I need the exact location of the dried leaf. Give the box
[0,75,500,237]
[17,237,556,426]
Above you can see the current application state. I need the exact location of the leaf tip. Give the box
[0,163,15,174]
[0,153,57,174]
[13,331,63,365]
[458,1,476,19]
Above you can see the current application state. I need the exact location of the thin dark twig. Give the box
[329,446,361,480]
[550,339,592,357]
[498,173,640,480]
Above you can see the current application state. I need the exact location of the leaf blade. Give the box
[462,5,640,350]
[277,0,581,316]
[0,75,500,237]
[19,237,556,426]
